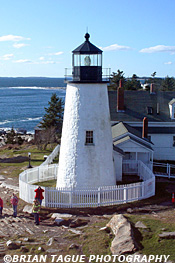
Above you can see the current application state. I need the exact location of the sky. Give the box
[0,0,175,78]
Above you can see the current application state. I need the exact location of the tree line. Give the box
[110,70,175,91]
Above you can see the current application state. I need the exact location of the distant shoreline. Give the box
[0,86,66,90]
[0,77,66,88]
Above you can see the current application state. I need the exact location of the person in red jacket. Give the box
[34,186,44,205]
[0,197,3,216]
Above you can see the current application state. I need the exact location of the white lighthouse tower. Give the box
[57,33,115,189]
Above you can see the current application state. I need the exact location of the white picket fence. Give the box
[19,160,155,208]
[123,160,154,180]
[153,162,175,179]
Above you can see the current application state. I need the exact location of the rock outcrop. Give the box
[159,231,175,239]
[135,221,148,229]
[107,214,139,255]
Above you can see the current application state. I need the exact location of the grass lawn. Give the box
[34,179,56,187]
[126,213,175,261]
[0,143,59,178]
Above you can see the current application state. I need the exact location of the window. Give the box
[173,136,175,147]
[85,131,94,145]
[147,106,153,115]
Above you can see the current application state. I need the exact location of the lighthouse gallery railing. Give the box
[19,160,155,208]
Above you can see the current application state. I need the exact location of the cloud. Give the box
[14,59,32,63]
[2,54,14,60]
[13,43,29,48]
[41,61,55,64]
[0,34,30,42]
[140,45,175,53]
[102,44,132,51]
[54,52,63,56]
[13,58,57,65]
[164,61,173,65]
[35,60,56,64]
[49,51,63,56]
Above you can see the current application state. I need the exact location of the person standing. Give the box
[34,186,44,205]
[32,199,41,225]
[0,197,3,216]
[10,193,18,217]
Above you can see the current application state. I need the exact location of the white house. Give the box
[109,84,175,161]
[112,121,154,181]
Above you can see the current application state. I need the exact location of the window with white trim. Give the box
[85,131,94,145]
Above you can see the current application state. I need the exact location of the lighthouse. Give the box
[57,33,115,189]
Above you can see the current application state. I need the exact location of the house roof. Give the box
[108,90,175,122]
[112,122,153,151]
[133,126,175,134]
[113,145,125,155]
[113,135,153,151]
[112,121,143,139]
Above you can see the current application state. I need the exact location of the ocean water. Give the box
[0,87,66,133]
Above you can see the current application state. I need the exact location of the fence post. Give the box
[44,187,47,207]
[98,187,101,206]
[123,187,127,203]
[25,170,28,183]
[137,161,140,179]
[169,164,171,179]
[166,163,169,175]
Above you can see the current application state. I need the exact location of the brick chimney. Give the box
[117,79,125,112]
[150,83,155,94]
[142,117,148,139]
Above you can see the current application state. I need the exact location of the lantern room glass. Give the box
[73,54,102,67]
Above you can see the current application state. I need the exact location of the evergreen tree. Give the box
[37,93,64,149]
[40,93,64,141]
[162,76,175,91]
[124,74,141,90]
[110,70,125,89]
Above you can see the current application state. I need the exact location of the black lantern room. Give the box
[72,33,103,82]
